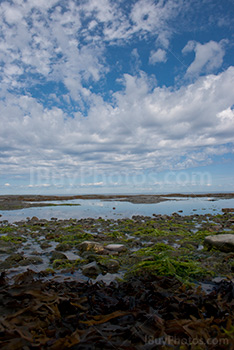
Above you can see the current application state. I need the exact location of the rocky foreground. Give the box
[1,210,234,349]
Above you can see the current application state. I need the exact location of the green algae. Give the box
[126,252,214,282]
[52,258,83,270]
[0,235,26,244]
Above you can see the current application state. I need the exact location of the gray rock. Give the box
[204,234,234,252]
[82,261,101,277]
[78,241,105,254]
[105,244,127,253]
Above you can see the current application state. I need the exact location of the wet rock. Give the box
[50,251,68,262]
[55,243,72,252]
[100,259,120,272]
[204,234,234,252]
[222,208,234,213]
[0,246,13,254]
[0,241,14,254]
[82,261,101,277]
[19,256,43,266]
[105,244,127,253]
[5,253,24,264]
[78,241,105,254]
[53,259,68,269]
[40,242,52,249]
[0,253,25,269]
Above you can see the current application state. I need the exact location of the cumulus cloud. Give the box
[182,39,228,76]
[0,0,182,100]
[0,0,233,191]
[149,48,167,64]
[0,67,234,179]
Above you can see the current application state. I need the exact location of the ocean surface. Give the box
[1,196,234,223]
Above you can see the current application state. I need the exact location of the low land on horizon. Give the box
[0,192,234,210]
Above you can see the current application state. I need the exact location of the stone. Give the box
[100,259,120,272]
[5,253,24,264]
[19,256,43,266]
[55,243,72,252]
[82,261,101,277]
[204,234,234,252]
[50,251,68,262]
[222,208,234,213]
[78,241,105,254]
[105,244,127,253]
[40,242,52,249]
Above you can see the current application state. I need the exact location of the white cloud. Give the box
[0,0,182,100]
[149,48,167,64]
[0,67,233,178]
[0,0,233,189]
[183,39,228,76]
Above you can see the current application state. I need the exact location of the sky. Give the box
[0,0,234,195]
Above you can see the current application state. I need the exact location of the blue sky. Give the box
[0,0,234,195]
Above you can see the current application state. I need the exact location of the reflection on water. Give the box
[1,197,234,223]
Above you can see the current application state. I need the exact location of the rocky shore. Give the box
[1,209,234,348]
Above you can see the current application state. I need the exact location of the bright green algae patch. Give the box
[0,211,234,282]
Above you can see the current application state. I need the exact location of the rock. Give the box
[204,234,234,252]
[40,242,52,249]
[82,261,101,277]
[0,246,14,254]
[5,253,24,264]
[222,208,234,213]
[55,243,72,252]
[50,251,68,262]
[52,259,68,269]
[78,241,105,254]
[19,256,43,266]
[105,244,127,253]
[100,259,120,272]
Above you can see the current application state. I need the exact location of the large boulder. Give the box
[204,234,234,252]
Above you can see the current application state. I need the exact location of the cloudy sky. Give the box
[0,0,234,194]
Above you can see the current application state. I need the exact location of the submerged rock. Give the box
[204,234,234,252]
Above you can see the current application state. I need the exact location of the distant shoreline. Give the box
[0,192,234,210]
